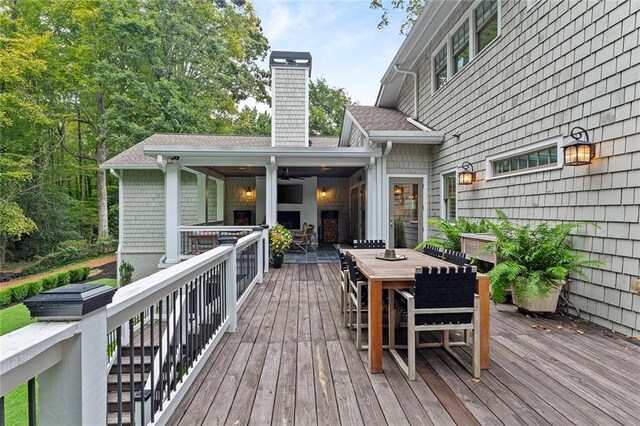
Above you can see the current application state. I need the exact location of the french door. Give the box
[388,177,423,249]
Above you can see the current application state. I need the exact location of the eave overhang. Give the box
[368,130,445,144]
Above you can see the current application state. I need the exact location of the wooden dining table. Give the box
[348,248,490,373]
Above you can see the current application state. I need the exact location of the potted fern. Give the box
[487,210,602,312]
[269,223,292,269]
[415,217,491,251]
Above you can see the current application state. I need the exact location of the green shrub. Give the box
[41,276,57,291]
[55,272,70,287]
[21,246,88,276]
[58,239,91,252]
[10,285,29,303]
[80,266,91,280]
[119,262,134,287]
[68,268,82,283]
[28,281,43,296]
[0,290,12,308]
[416,217,492,252]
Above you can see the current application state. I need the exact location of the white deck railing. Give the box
[0,227,269,426]
[179,225,256,258]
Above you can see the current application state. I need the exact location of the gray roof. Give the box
[345,105,422,133]
[101,133,339,168]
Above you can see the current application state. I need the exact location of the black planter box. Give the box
[24,284,117,320]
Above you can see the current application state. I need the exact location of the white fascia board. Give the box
[143,145,382,158]
[98,163,158,170]
[368,130,445,144]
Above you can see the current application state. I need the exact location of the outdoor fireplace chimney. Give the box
[269,51,312,147]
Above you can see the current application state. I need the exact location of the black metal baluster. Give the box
[172,291,177,394]
[158,300,164,405]
[150,304,155,423]
[165,296,171,401]
[116,327,123,426]
[129,319,135,423]
[140,310,146,426]
[27,378,35,426]
[214,266,219,330]
[178,286,183,383]
[0,396,4,426]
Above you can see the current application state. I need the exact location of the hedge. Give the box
[0,266,92,309]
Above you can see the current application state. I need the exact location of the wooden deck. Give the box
[170,263,640,425]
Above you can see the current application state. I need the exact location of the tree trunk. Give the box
[95,92,109,237]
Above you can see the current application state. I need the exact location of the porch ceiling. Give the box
[194,166,361,178]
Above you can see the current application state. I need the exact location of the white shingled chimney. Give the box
[269,51,312,147]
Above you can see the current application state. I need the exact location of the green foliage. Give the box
[269,223,293,255]
[416,217,491,252]
[309,77,353,136]
[9,285,29,303]
[370,0,427,35]
[80,266,91,280]
[0,303,36,335]
[41,276,57,291]
[68,268,83,283]
[55,272,70,287]
[0,201,37,240]
[487,209,604,304]
[27,280,43,296]
[21,246,88,276]
[232,106,271,136]
[119,262,134,287]
[0,290,11,308]
[394,217,406,248]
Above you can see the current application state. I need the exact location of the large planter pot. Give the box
[512,284,562,313]
[272,253,284,269]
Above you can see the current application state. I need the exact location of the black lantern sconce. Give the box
[458,161,476,185]
[245,186,253,198]
[393,185,404,196]
[320,187,327,198]
[563,126,595,166]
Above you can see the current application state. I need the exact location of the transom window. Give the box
[451,22,470,75]
[442,172,457,221]
[488,139,561,179]
[434,46,448,91]
[475,0,498,52]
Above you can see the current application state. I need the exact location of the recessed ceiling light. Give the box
[238,167,247,170]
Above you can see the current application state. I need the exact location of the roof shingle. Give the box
[345,105,422,133]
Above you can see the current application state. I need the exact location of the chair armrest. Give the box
[395,289,414,301]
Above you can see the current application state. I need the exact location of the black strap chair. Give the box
[422,244,443,259]
[443,249,470,266]
[352,239,385,249]
[346,254,369,350]
[389,265,480,380]
[338,251,350,327]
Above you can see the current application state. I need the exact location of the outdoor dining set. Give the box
[339,240,491,380]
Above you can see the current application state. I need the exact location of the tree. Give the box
[370,0,426,35]
[309,77,353,136]
[232,106,271,136]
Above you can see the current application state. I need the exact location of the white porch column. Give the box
[366,159,377,239]
[165,161,181,264]
[196,174,207,223]
[265,158,278,226]
[216,179,224,222]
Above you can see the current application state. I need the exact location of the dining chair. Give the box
[352,239,386,249]
[338,251,350,327]
[443,249,470,266]
[389,265,480,380]
[346,254,368,350]
[422,244,443,259]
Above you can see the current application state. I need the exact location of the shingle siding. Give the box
[395,0,640,336]
[273,67,307,146]
[122,169,165,253]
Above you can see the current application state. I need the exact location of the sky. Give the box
[251,0,408,106]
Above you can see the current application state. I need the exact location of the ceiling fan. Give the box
[279,168,308,180]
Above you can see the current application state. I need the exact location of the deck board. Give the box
[170,263,640,425]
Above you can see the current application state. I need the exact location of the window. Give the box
[442,172,457,221]
[451,22,470,75]
[475,0,498,53]
[486,137,562,179]
[434,45,448,91]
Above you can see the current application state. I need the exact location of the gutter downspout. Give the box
[394,65,418,119]
[381,141,393,245]
[110,169,123,285]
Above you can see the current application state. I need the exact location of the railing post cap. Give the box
[252,226,264,232]
[219,236,238,246]
[260,224,270,229]
[23,284,117,321]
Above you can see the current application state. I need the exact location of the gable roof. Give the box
[101,133,339,168]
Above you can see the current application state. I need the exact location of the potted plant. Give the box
[416,217,491,251]
[269,223,292,269]
[487,210,602,313]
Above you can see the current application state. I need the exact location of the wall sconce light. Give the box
[245,186,252,198]
[320,187,327,198]
[393,185,403,196]
[563,126,595,166]
[458,161,476,185]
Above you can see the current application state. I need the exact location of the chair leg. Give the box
[473,296,481,378]
[388,290,395,350]
[356,285,362,350]
[407,314,416,381]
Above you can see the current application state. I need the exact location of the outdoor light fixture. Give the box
[458,161,476,185]
[563,126,595,166]
[321,187,327,198]
[393,185,404,196]
[245,186,252,198]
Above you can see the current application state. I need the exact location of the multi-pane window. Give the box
[492,147,558,176]
[434,45,448,91]
[442,172,457,221]
[451,22,469,75]
[475,0,498,52]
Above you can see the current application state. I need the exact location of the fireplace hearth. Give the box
[277,211,301,230]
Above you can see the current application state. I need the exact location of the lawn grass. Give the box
[90,278,118,287]
[0,303,36,336]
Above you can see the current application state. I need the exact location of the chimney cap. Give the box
[270,51,312,76]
